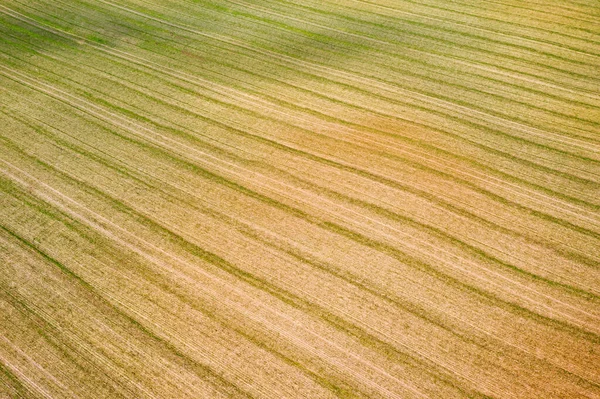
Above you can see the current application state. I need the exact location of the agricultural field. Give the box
[0,0,599,397]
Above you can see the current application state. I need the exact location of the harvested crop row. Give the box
[1,0,599,398]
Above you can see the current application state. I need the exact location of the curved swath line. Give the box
[0,335,78,399]
[96,0,600,131]
[59,2,600,156]
[6,58,597,298]
[52,221,381,398]
[315,0,600,49]
[5,22,598,206]
[4,0,600,350]
[223,0,600,61]
[1,13,597,231]
[0,216,262,399]
[50,47,599,226]
[1,163,429,399]
[6,108,598,392]
[2,66,598,334]
[34,135,584,396]
[85,288,335,399]
[4,4,600,194]
[4,41,600,288]
[1,140,482,397]
[5,67,600,318]
[55,184,478,397]
[153,221,509,397]
[0,193,308,399]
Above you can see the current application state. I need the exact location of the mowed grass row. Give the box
[2,20,596,326]
[3,0,599,213]
[1,0,599,398]
[2,5,599,246]
[2,82,599,398]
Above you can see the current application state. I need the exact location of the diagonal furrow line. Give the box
[337,0,600,49]
[5,3,600,219]
[5,105,597,392]
[0,335,78,399]
[0,243,262,399]
[1,65,598,334]
[0,349,54,399]
[225,0,600,60]
[94,0,600,148]
[0,160,427,399]
[4,57,599,282]
[3,6,600,227]
[2,13,599,231]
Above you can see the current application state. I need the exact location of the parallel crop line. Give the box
[6,105,595,393]
[2,11,598,231]
[1,160,428,399]
[4,103,599,387]
[1,66,597,335]
[4,58,597,302]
